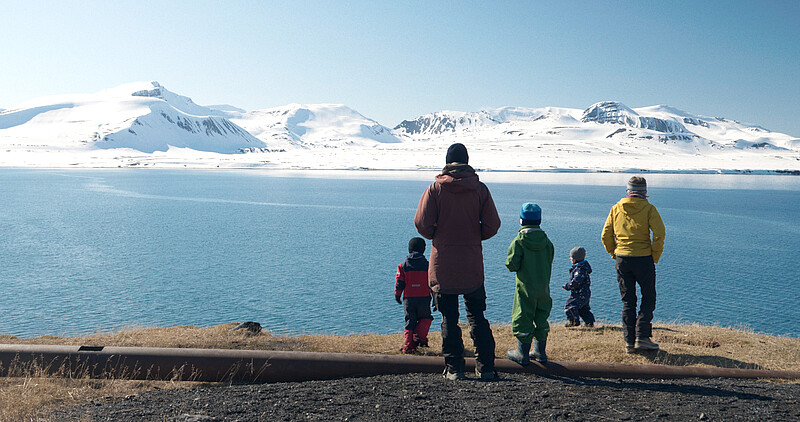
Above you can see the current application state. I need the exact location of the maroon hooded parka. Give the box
[414,164,501,295]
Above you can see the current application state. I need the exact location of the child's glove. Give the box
[395,295,402,304]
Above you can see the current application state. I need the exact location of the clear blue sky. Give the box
[2,1,799,136]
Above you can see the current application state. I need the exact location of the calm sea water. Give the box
[0,169,798,338]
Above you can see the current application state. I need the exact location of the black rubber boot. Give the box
[532,339,548,363]
[506,338,531,366]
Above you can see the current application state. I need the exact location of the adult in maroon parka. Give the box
[414,143,502,379]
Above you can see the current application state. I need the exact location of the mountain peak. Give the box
[97,81,164,98]
[581,101,638,124]
[97,81,216,117]
[582,101,690,134]
[231,102,401,146]
[130,81,165,98]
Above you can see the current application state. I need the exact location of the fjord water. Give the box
[0,169,798,338]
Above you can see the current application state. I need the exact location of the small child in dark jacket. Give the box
[395,237,433,354]
[563,246,595,328]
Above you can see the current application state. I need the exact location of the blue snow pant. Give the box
[565,301,595,325]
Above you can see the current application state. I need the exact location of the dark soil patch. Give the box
[51,373,800,421]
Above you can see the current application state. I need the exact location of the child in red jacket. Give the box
[395,237,433,353]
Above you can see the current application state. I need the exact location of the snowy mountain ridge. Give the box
[395,106,582,135]
[0,81,264,154]
[0,81,798,172]
[227,103,402,150]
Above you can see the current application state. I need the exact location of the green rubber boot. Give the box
[506,338,531,366]
[532,339,548,363]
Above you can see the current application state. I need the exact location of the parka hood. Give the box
[518,226,549,251]
[572,260,592,274]
[435,164,479,193]
[618,197,650,216]
[406,251,426,263]
[404,251,428,271]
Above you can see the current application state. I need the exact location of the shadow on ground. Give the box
[636,349,764,370]
[542,374,774,401]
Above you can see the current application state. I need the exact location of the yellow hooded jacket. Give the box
[601,197,665,263]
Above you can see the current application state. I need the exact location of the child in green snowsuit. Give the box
[505,203,554,364]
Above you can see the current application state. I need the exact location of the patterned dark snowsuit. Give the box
[563,260,595,325]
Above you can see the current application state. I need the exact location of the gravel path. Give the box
[52,372,800,421]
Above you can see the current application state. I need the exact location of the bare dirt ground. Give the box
[50,372,800,421]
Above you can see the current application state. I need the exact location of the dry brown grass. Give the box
[1,321,798,420]
[0,375,191,422]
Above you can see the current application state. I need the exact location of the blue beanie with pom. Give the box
[520,203,541,221]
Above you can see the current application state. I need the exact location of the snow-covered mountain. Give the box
[224,103,402,150]
[387,101,799,172]
[0,82,264,154]
[395,101,799,153]
[580,102,691,137]
[0,82,401,157]
[395,106,581,135]
[1,82,798,172]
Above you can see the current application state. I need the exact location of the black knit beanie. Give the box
[445,143,469,164]
[408,237,426,254]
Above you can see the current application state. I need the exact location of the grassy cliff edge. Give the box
[1,322,798,421]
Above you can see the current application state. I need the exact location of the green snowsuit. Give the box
[505,225,554,342]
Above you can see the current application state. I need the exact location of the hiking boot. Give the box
[625,342,636,354]
[564,320,580,328]
[635,337,659,351]
[475,367,499,380]
[585,322,594,328]
[532,339,548,363]
[442,367,466,381]
[506,339,531,366]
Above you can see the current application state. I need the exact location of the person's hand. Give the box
[562,285,568,290]
[395,295,402,304]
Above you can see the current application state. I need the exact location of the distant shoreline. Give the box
[1,165,798,175]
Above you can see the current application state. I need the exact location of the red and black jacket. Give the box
[395,252,431,298]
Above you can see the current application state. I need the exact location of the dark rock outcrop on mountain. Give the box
[395,111,500,135]
[581,101,689,134]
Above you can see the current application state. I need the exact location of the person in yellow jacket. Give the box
[601,176,665,353]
